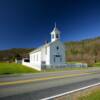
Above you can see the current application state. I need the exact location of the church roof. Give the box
[30,24,61,54]
[30,40,60,54]
[50,24,60,34]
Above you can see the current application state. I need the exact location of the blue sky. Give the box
[0,0,100,50]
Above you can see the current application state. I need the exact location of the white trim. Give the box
[41,82,100,100]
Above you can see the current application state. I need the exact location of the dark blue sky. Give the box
[0,0,100,50]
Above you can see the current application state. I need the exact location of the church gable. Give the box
[49,40,65,51]
[49,40,65,65]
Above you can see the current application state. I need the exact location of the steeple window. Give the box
[56,34,59,39]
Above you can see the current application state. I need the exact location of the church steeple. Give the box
[54,22,56,28]
[50,23,60,42]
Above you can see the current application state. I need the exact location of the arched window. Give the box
[33,55,35,61]
[52,34,54,39]
[37,54,38,61]
[56,46,59,50]
[60,57,62,62]
[54,56,55,63]
[56,34,59,39]
[45,47,47,54]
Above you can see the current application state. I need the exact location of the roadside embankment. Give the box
[47,83,100,100]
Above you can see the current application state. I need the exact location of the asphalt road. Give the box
[0,67,100,100]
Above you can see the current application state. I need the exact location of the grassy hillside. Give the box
[0,63,38,75]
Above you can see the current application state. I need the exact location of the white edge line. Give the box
[41,82,100,100]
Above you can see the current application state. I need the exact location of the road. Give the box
[0,67,100,100]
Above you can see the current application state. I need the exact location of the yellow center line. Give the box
[0,72,91,86]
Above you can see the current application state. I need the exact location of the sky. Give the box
[0,0,100,50]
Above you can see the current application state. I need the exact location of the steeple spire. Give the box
[50,23,61,42]
[54,22,56,28]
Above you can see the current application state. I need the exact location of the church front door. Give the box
[54,55,61,63]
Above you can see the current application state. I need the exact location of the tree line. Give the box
[0,37,100,65]
[65,37,100,65]
[0,48,34,62]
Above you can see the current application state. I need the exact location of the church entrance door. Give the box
[54,55,61,63]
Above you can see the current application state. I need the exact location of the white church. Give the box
[22,24,66,71]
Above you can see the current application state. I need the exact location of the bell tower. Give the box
[50,23,60,42]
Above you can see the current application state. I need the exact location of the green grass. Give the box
[0,62,99,75]
[92,62,100,67]
[67,61,82,64]
[0,62,39,75]
[78,89,100,100]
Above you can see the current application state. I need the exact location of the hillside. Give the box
[65,37,100,65]
[0,48,34,62]
[0,37,100,65]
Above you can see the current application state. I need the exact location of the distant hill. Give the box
[0,37,100,65]
[65,37,100,64]
[0,48,34,62]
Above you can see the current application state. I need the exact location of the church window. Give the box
[54,56,55,63]
[60,57,62,62]
[56,34,59,39]
[56,46,59,50]
[35,55,36,61]
[37,54,38,61]
[56,55,60,57]
[33,55,34,61]
[52,34,54,39]
[34,55,35,61]
[45,47,47,54]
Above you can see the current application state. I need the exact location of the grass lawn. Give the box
[0,62,39,75]
[78,88,100,100]
[67,61,82,64]
[0,62,99,75]
[92,62,100,67]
